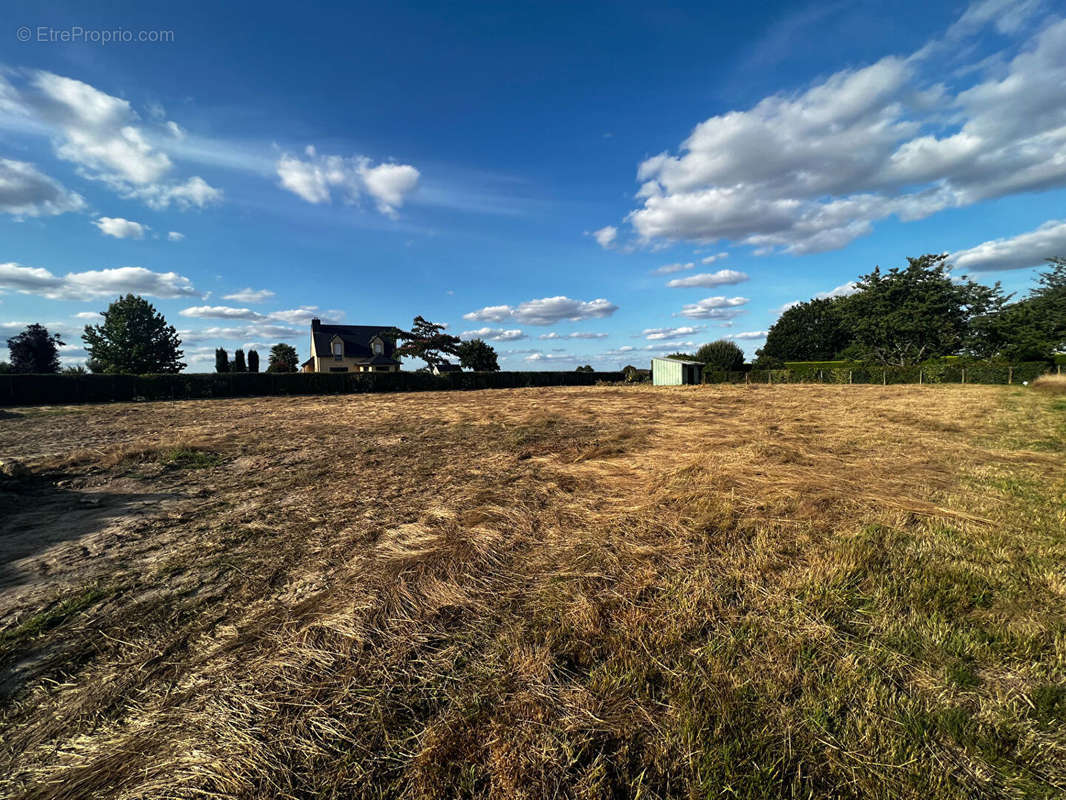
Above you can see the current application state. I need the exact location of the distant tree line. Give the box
[755,254,1065,367]
[2,304,506,376]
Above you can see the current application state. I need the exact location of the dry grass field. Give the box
[0,384,1064,799]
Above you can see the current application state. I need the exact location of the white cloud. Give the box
[178,304,339,326]
[134,176,222,210]
[0,158,85,217]
[463,296,618,326]
[0,262,198,300]
[31,71,172,185]
[178,324,304,346]
[180,305,264,321]
[538,331,609,340]
[591,225,618,249]
[653,262,694,274]
[701,252,729,264]
[524,351,583,363]
[643,325,704,340]
[951,219,1066,271]
[94,216,147,239]
[460,327,527,341]
[168,231,185,241]
[679,296,750,320]
[618,9,1066,254]
[666,269,749,288]
[777,281,861,314]
[277,146,420,216]
[266,306,341,325]
[0,71,222,210]
[223,287,275,303]
[815,281,860,299]
[73,311,101,319]
[946,0,1044,39]
[729,330,769,340]
[360,162,421,215]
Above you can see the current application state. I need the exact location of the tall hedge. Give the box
[0,370,626,406]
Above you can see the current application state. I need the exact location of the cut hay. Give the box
[1,384,1064,799]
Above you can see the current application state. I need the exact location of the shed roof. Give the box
[651,357,704,366]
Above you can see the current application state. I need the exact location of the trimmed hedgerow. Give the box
[0,370,626,406]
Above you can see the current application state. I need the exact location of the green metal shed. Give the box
[651,357,703,386]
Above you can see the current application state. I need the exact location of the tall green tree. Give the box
[843,254,998,366]
[267,343,299,373]
[695,339,745,371]
[247,349,260,373]
[7,323,64,373]
[757,297,853,363]
[966,291,1052,362]
[1030,257,1066,353]
[215,348,230,373]
[456,339,500,371]
[233,348,247,373]
[392,316,460,369]
[83,295,184,374]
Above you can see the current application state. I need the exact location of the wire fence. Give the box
[703,361,1057,385]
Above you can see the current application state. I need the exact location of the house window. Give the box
[332,340,343,357]
[372,339,383,355]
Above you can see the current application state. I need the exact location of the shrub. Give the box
[696,340,745,372]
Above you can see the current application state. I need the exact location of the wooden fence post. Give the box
[919,369,923,385]
[882,369,886,385]
[768,370,772,385]
[961,367,966,384]
[849,370,853,384]
[1008,366,1013,385]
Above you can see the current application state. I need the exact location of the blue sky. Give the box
[1,0,1065,370]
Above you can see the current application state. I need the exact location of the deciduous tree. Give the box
[457,339,500,371]
[695,339,745,372]
[757,297,853,363]
[7,323,64,373]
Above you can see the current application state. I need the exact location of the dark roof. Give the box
[313,323,398,364]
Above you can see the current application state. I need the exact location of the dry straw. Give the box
[1,384,1064,799]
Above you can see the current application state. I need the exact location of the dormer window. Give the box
[331,337,343,359]
[371,337,384,355]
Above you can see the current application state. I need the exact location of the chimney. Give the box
[311,317,321,331]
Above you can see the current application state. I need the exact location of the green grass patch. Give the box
[0,582,113,653]
[164,447,221,468]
